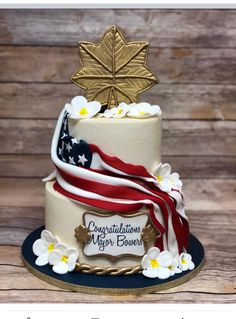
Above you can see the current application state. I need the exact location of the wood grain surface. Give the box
[0,8,235,303]
[1,83,236,120]
[1,46,236,84]
[0,9,236,47]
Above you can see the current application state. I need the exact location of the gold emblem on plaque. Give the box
[75,225,91,244]
[71,25,159,109]
[141,223,160,243]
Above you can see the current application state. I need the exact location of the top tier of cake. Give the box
[68,115,162,174]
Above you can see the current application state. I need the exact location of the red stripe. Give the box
[167,191,189,249]
[90,144,154,179]
[146,186,185,254]
[141,180,188,253]
[179,216,189,249]
[132,179,187,253]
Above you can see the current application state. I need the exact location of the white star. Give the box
[63,120,67,130]
[58,147,62,155]
[65,142,72,152]
[78,154,88,166]
[69,156,76,165]
[71,137,78,145]
[61,132,67,139]
[61,156,66,162]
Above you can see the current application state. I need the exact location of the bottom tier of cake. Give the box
[45,181,152,270]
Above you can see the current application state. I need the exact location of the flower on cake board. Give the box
[178,253,195,271]
[32,230,59,266]
[141,247,172,279]
[48,243,79,275]
[141,247,195,279]
[168,258,182,276]
[127,102,161,118]
[65,96,101,119]
[154,163,182,193]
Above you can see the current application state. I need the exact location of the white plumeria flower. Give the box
[65,96,101,120]
[154,163,183,193]
[113,103,130,118]
[168,258,182,276]
[127,102,161,118]
[141,247,172,279]
[48,243,79,275]
[101,103,130,118]
[169,172,183,190]
[154,163,172,193]
[102,108,116,118]
[32,230,59,266]
[178,253,195,271]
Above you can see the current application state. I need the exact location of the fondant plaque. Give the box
[83,212,148,259]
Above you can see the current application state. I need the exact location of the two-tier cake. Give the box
[22,26,204,293]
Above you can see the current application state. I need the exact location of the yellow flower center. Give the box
[117,108,123,115]
[61,255,68,263]
[79,108,88,116]
[182,258,187,264]
[156,175,162,182]
[139,111,145,115]
[48,243,55,252]
[169,265,174,270]
[150,259,159,269]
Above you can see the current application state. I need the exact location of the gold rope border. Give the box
[22,255,205,296]
[75,263,141,275]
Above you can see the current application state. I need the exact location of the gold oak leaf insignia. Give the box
[71,25,159,108]
[141,224,160,243]
[74,225,91,244]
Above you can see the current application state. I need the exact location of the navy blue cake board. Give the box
[21,226,204,296]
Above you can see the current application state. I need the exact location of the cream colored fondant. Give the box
[45,181,153,268]
[68,116,162,174]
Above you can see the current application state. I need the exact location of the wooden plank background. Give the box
[0,9,235,303]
